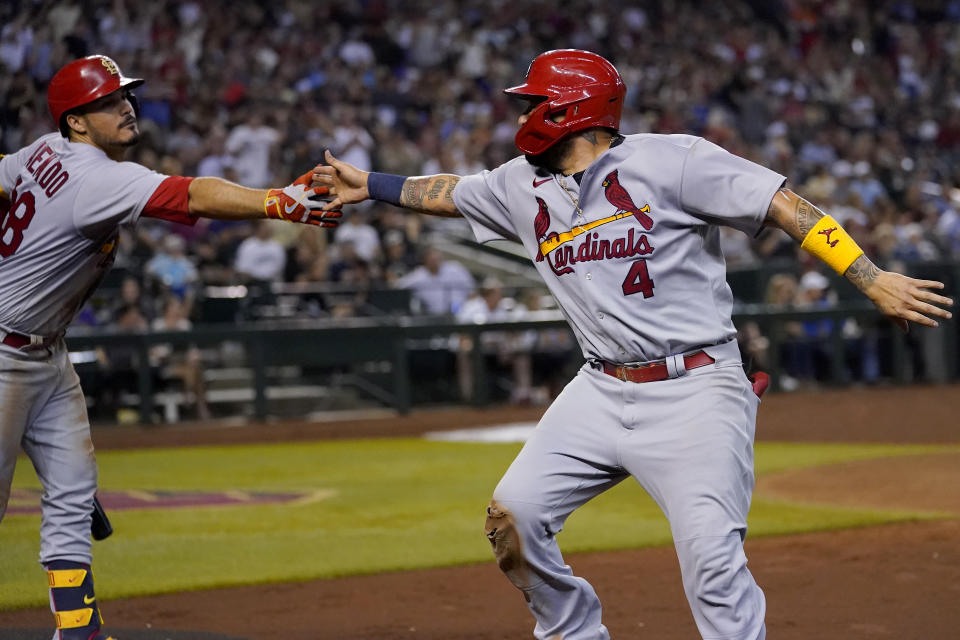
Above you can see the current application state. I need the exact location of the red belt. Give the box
[2,332,32,349]
[600,350,715,383]
[1,331,58,350]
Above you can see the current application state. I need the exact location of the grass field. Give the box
[2,438,956,610]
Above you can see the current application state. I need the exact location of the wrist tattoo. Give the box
[399,175,461,216]
[401,178,429,208]
[845,255,880,289]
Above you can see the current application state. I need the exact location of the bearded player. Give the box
[0,55,340,640]
[317,50,952,639]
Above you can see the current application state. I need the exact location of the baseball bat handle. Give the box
[91,494,113,541]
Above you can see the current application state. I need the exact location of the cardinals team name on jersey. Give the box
[23,141,70,197]
[534,169,656,277]
[543,228,654,276]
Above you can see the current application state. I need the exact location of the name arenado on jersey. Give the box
[546,228,654,276]
[24,141,70,198]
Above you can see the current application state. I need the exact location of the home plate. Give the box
[424,422,537,443]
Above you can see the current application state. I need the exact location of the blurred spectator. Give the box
[517,288,575,403]
[144,234,199,303]
[937,205,960,258]
[225,107,279,188]
[284,228,324,283]
[796,271,836,337]
[737,273,799,376]
[382,229,418,284]
[455,278,532,404]
[720,226,756,267]
[334,212,381,263]
[150,296,210,420]
[111,276,155,324]
[327,241,365,283]
[330,259,376,318]
[234,221,286,283]
[329,107,375,173]
[293,254,332,318]
[196,126,233,179]
[396,247,475,315]
[892,222,940,262]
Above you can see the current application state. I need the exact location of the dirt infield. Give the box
[2,384,959,639]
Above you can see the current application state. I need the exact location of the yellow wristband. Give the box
[800,215,864,275]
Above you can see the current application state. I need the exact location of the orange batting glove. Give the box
[264,169,343,228]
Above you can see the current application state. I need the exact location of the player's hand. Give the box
[862,270,953,332]
[264,169,342,227]
[312,150,371,211]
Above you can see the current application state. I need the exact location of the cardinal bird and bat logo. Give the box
[601,170,654,230]
[535,169,655,274]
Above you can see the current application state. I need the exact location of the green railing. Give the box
[66,304,957,424]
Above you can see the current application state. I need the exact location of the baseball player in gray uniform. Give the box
[317,50,952,639]
[0,55,340,640]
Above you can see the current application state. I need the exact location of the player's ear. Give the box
[64,113,88,137]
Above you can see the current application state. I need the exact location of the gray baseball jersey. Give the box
[453,133,785,362]
[459,134,782,640]
[1,133,191,574]
[0,132,166,338]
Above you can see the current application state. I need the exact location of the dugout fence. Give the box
[66,304,957,425]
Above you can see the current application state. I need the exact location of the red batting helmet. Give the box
[47,55,144,134]
[505,49,626,156]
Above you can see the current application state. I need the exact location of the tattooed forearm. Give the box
[401,178,429,208]
[844,254,880,291]
[399,174,462,217]
[765,189,827,242]
[794,197,825,236]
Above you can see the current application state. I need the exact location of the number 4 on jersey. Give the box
[622,258,655,298]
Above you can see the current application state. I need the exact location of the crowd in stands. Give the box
[3,0,959,397]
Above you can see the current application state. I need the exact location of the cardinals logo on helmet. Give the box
[100,57,119,75]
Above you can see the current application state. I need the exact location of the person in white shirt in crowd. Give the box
[196,125,234,180]
[234,219,287,283]
[334,210,381,262]
[225,106,279,188]
[456,277,533,404]
[330,107,374,173]
[395,247,475,315]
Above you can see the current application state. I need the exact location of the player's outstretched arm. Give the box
[315,150,463,217]
[764,188,953,331]
[186,172,342,228]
